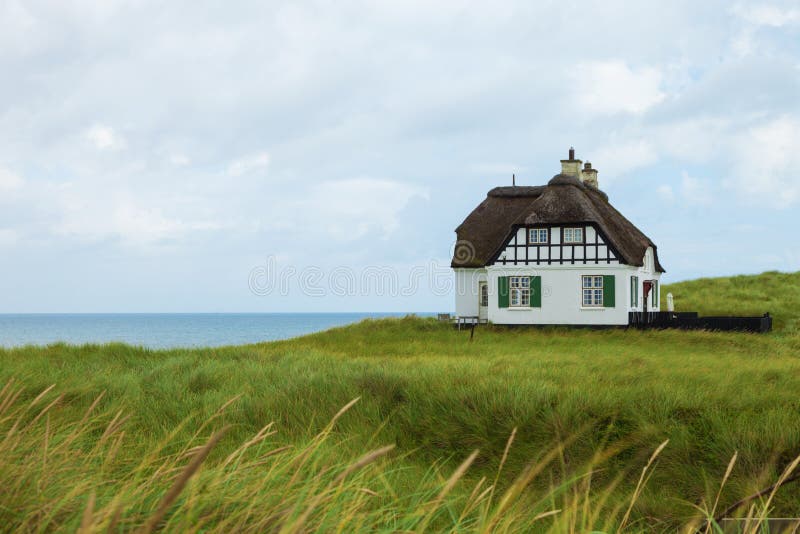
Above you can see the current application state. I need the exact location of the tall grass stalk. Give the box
[2,381,799,532]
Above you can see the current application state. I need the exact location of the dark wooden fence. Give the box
[629,311,772,333]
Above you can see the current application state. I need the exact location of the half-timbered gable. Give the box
[492,223,621,266]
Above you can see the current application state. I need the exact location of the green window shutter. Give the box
[530,276,541,308]
[603,275,615,308]
[653,280,658,307]
[498,276,509,308]
[630,277,635,307]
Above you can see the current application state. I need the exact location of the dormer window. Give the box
[564,227,584,243]
[528,228,548,244]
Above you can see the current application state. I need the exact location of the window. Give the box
[564,227,584,243]
[480,283,489,307]
[630,276,639,307]
[528,228,548,244]
[651,280,658,307]
[582,275,604,307]
[509,276,530,307]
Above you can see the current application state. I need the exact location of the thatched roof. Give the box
[452,175,665,272]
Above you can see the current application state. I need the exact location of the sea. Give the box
[0,313,434,349]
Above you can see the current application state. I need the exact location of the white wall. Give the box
[628,247,662,311]
[454,268,486,317]
[454,248,663,323]
[486,264,636,325]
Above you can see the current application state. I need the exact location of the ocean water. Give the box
[0,313,431,349]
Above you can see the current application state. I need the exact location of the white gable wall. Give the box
[628,247,662,312]
[454,268,486,317]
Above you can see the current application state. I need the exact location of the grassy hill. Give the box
[665,270,800,333]
[1,271,799,532]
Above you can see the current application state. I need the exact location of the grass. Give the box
[1,270,800,532]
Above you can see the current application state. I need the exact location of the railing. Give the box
[628,311,772,333]
[453,316,480,330]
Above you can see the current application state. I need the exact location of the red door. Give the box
[642,281,653,312]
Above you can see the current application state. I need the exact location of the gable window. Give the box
[528,228,548,244]
[509,276,530,307]
[564,227,584,244]
[582,275,604,307]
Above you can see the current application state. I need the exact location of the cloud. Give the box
[0,168,24,190]
[730,116,800,207]
[589,139,659,180]
[170,154,190,166]
[656,184,674,202]
[0,228,17,247]
[0,1,798,310]
[110,205,222,245]
[731,3,800,27]
[652,117,732,163]
[85,124,125,150]
[55,198,224,246]
[571,61,665,115]
[680,171,714,205]
[290,178,429,241]
[227,151,270,177]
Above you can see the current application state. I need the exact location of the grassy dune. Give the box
[1,271,800,532]
[665,270,800,334]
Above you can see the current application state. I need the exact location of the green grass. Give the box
[1,271,800,532]
[665,270,800,333]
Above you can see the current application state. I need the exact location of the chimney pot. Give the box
[568,147,575,160]
[581,162,599,188]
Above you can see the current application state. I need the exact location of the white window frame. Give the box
[581,275,604,308]
[564,227,584,244]
[509,276,530,307]
[528,228,548,244]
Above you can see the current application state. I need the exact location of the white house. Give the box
[452,148,664,326]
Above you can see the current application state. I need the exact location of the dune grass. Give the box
[665,270,800,334]
[1,271,799,531]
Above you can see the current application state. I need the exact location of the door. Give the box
[642,281,653,314]
[478,282,488,322]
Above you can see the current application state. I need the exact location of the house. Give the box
[451,148,664,326]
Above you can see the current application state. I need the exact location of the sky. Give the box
[1,0,799,313]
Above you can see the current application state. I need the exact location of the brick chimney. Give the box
[560,147,582,177]
[581,161,599,188]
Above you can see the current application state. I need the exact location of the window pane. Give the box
[594,289,603,305]
[594,276,603,288]
[540,229,547,242]
[576,228,583,242]
[582,276,591,288]
[521,289,530,306]
[583,289,592,306]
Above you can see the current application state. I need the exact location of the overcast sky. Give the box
[1,0,799,312]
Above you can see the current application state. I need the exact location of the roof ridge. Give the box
[452,178,664,272]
